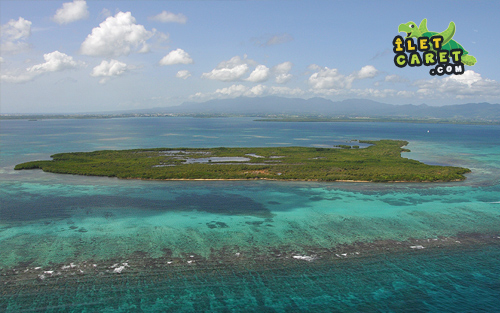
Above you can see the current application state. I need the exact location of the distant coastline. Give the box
[2,114,498,125]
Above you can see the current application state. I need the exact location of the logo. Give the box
[393,19,476,76]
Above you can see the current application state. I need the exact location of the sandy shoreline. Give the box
[120,177,464,183]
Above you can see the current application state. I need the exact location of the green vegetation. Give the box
[14,140,471,182]
[334,145,353,149]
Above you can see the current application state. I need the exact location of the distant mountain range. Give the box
[147,97,500,120]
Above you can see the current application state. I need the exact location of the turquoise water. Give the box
[1,118,500,311]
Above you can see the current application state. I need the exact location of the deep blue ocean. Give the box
[1,117,500,312]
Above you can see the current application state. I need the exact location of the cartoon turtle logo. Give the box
[398,19,476,66]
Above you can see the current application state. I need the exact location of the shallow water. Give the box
[1,117,500,311]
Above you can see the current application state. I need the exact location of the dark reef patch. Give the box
[170,194,274,218]
[245,221,264,226]
[206,221,230,229]
[308,196,324,201]
[0,193,274,222]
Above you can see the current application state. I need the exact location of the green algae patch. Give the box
[14,140,470,182]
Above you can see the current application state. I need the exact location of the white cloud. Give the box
[249,84,266,96]
[189,84,305,101]
[414,70,500,99]
[215,84,248,97]
[159,49,193,66]
[268,86,304,97]
[91,59,130,83]
[448,70,482,87]
[53,0,89,25]
[149,11,187,24]
[396,90,415,97]
[308,65,378,91]
[0,17,31,54]
[218,55,257,68]
[202,64,248,82]
[275,74,292,84]
[246,65,270,82]
[0,73,34,83]
[384,74,408,83]
[176,70,191,79]
[80,12,154,57]
[309,66,352,90]
[273,61,292,74]
[273,61,293,84]
[2,51,79,83]
[215,84,266,97]
[27,51,78,74]
[201,56,253,82]
[356,65,378,79]
[1,17,31,40]
[0,56,4,63]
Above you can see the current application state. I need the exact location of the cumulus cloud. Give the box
[273,61,293,84]
[308,65,378,91]
[176,70,191,79]
[448,70,482,87]
[159,49,193,65]
[189,84,305,101]
[149,11,187,24]
[2,51,79,83]
[268,86,304,97]
[414,70,500,99]
[27,51,78,74]
[213,84,268,97]
[215,84,249,97]
[275,74,292,84]
[219,55,257,68]
[355,65,378,79]
[273,61,292,74]
[0,73,34,83]
[249,84,267,96]
[90,59,130,83]
[1,17,31,54]
[80,12,154,57]
[309,66,352,90]
[53,0,89,24]
[1,17,31,40]
[201,56,253,82]
[202,64,248,82]
[246,65,270,82]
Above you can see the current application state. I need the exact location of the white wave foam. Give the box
[292,255,316,261]
[410,245,425,249]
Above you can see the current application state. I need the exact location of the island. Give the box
[14,140,471,182]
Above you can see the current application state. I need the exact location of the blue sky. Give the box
[1,0,499,113]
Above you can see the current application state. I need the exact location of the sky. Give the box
[1,0,500,113]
